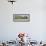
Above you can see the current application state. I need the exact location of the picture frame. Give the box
[13,14,30,22]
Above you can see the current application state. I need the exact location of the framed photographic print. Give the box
[13,14,30,22]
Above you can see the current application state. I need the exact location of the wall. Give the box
[0,0,46,41]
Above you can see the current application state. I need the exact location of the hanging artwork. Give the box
[13,14,30,22]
